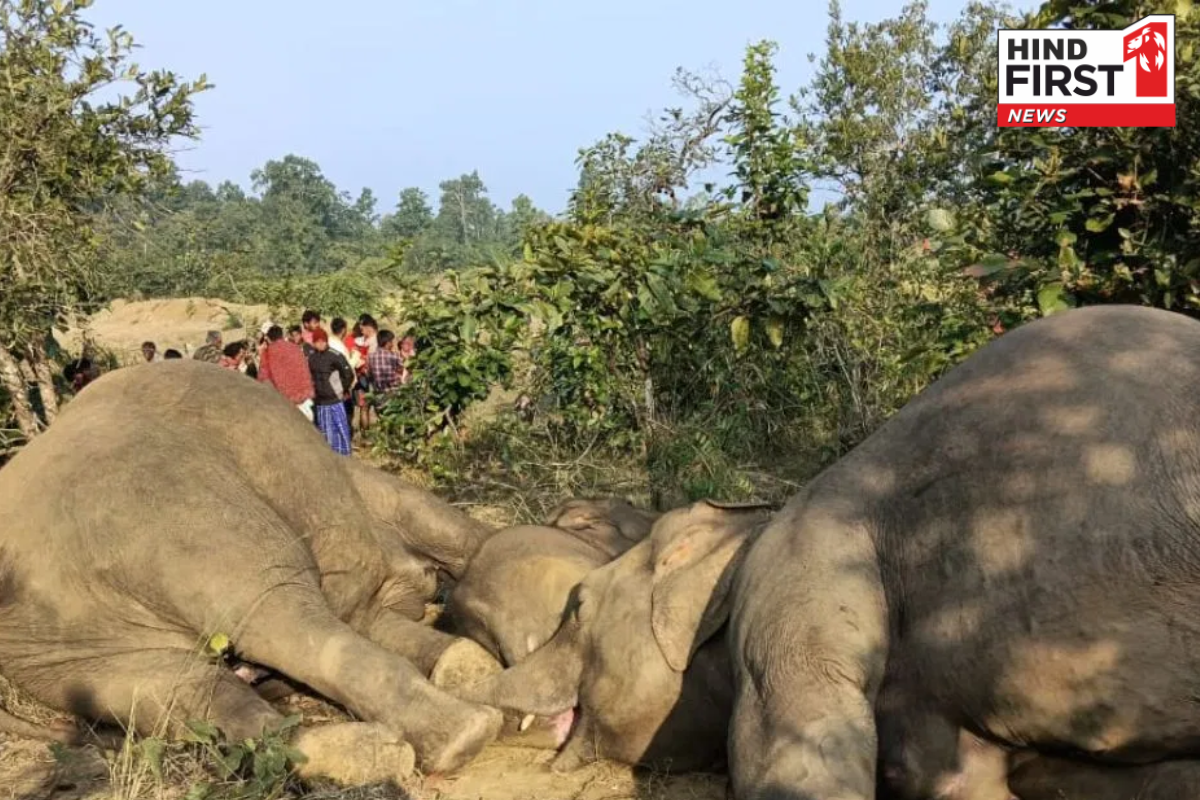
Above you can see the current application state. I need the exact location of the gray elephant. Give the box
[454,498,773,772]
[723,304,1200,799]
[459,305,1200,800]
[443,497,658,666]
[0,360,504,786]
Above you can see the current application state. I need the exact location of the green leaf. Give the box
[205,632,230,658]
[184,719,220,744]
[1085,214,1114,233]
[730,316,751,353]
[765,316,785,349]
[1036,282,1072,316]
[459,315,477,344]
[925,208,955,232]
[987,170,1014,185]
[686,272,722,302]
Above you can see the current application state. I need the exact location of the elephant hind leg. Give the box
[55,649,416,787]
[53,649,288,742]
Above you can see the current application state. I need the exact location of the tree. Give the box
[433,171,497,247]
[0,0,207,440]
[381,187,434,240]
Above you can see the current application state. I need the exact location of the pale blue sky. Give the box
[84,0,1033,216]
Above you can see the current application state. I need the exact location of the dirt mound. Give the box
[60,297,283,365]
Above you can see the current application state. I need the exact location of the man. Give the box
[356,314,379,356]
[352,315,379,433]
[193,330,223,363]
[141,341,161,363]
[367,329,405,394]
[219,341,249,372]
[257,325,315,421]
[307,328,355,456]
[301,309,323,347]
[330,318,357,429]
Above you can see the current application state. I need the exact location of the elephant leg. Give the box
[876,680,1015,800]
[359,607,502,688]
[726,501,889,800]
[1008,753,1200,800]
[60,650,416,787]
[229,592,502,775]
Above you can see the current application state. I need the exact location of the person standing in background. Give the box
[301,309,323,347]
[257,325,315,421]
[307,328,355,455]
[330,318,357,429]
[192,330,223,363]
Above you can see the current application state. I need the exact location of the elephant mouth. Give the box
[516,706,578,748]
[549,706,578,748]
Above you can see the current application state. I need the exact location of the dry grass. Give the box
[0,660,726,800]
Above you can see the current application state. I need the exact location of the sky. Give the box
[83,0,1036,217]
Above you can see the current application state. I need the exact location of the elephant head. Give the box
[544,497,661,559]
[454,498,773,772]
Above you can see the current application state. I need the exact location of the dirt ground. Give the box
[58,297,280,366]
[0,676,727,800]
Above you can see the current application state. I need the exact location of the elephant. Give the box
[442,497,659,667]
[457,304,1200,800]
[454,498,774,772]
[722,304,1200,799]
[0,359,505,786]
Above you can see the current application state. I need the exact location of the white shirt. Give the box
[328,336,350,359]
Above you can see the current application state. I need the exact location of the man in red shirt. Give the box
[257,325,315,420]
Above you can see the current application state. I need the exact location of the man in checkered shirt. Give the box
[367,329,408,394]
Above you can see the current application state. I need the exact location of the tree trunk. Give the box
[0,344,40,442]
[25,338,59,426]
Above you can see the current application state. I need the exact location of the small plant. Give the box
[180,715,307,800]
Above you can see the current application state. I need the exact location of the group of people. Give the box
[138,310,417,456]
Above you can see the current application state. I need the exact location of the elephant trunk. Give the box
[454,626,583,718]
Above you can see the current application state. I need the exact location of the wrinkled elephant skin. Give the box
[727,305,1200,799]
[0,360,504,782]
[444,497,657,668]
[454,498,773,773]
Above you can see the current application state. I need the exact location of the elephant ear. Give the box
[649,499,773,672]
[607,502,660,543]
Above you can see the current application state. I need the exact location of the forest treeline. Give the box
[97,159,553,298]
[4,0,1200,508]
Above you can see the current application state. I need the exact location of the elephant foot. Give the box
[429,638,503,690]
[414,699,503,776]
[292,722,415,786]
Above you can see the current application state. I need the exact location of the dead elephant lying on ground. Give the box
[442,496,659,667]
[440,496,659,749]
[457,305,1200,800]
[0,360,505,786]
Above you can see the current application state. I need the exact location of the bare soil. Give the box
[59,297,280,365]
[0,687,726,800]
